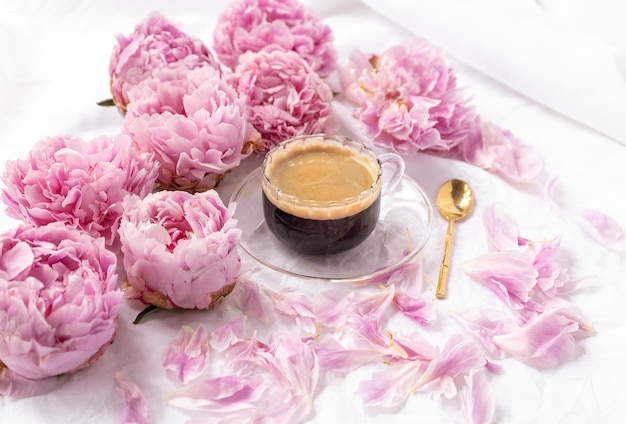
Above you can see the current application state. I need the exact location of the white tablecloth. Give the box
[1,0,625,423]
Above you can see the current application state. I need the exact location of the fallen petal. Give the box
[578,207,626,251]
[462,368,495,424]
[115,372,151,424]
[162,325,209,384]
[393,291,436,326]
[164,374,266,414]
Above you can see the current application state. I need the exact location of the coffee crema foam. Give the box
[263,140,381,220]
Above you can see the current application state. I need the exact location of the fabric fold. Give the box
[359,0,626,144]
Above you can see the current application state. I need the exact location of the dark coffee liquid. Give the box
[263,192,381,255]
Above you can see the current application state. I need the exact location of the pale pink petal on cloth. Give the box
[162,325,209,384]
[410,335,487,399]
[462,251,538,309]
[393,291,436,326]
[311,337,387,372]
[164,374,266,414]
[492,300,594,368]
[231,278,270,324]
[449,308,517,359]
[462,369,496,424]
[115,372,151,424]
[463,121,543,184]
[262,286,318,334]
[210,316,248,352]
[578,207,626,251]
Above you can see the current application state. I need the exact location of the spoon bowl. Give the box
[435,179,475,299]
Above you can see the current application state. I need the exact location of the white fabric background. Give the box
[1,0,625,423]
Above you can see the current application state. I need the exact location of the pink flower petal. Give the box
[313,288,354,330]
[115,372,151,424]
[411,335,487,399]
[348,314,437,361]
[462,369,495,424]
[356,360,423,409]
[462,251,538,309]
[463,121,543,183]
[262,286,318,334]
[164,374,266,414]
[0,366,60,398]
[351,284,395,321]
[0,241,34,281]
[450,308,517,359]
[162,325,209,384]
[492,305,589,368]
[482,203,525,252]
[264,333,319,417]
[311,338,386,372]
[210,316,248,352]
[393,291,436,326]
[578,207,626,251]
[231,278,269,324]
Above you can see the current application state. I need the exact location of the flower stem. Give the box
[97,98,115,107]
[133,304,160,324]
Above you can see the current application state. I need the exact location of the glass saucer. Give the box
[228,167,433,283]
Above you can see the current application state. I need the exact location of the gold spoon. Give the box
[435,179,475,299]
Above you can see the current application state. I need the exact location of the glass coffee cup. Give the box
[261,134,404,255]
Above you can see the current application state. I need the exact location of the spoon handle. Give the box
[436,219,456,299]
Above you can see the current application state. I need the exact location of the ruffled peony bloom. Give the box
[0,223,121,386]
[118,189,241,310]
[213,0,337,77]
[109,12,220,114]
[1,134,158,248]
[462,120,543,183]
[339,38,478,153]
[228,50,333,149]
[124,65,261,192]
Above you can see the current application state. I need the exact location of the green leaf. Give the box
[97,98,115,107]
[133,304,160,324]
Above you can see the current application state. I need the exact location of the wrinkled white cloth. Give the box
[360,0,626,145]
[0,1,625,423]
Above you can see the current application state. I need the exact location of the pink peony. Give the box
[109,12,220,114]
[124,65,261,192]
[0,223,121,385]
[228,50,333,149]
[339,38,478,153]
[213,0,337,77]
[118,190,241,310]
[1,134,159,248]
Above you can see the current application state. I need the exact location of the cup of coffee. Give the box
[261,134,404,255]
